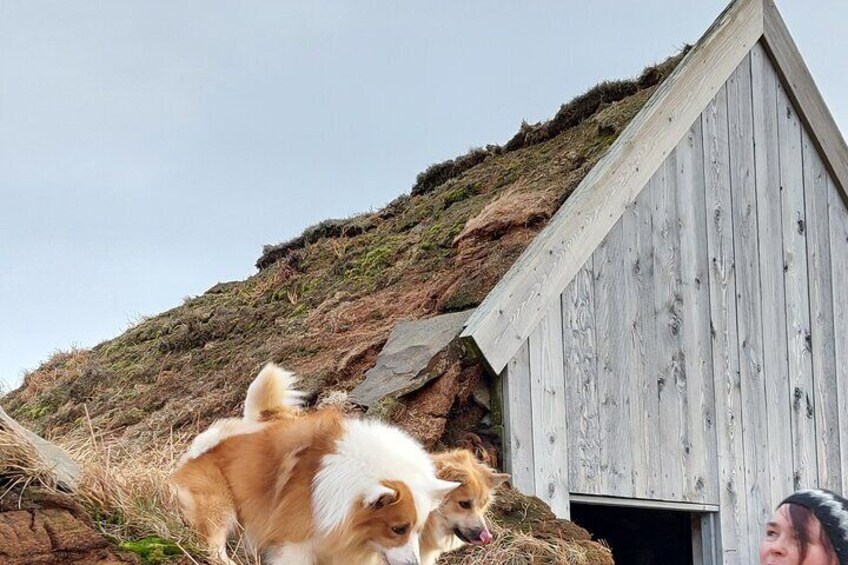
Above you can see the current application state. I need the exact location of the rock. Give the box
[350,309,474,407]
[0,406,80,491]
[0,489,139,564]
[471,380,491,411]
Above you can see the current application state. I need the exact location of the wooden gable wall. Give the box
[500,41,848,564]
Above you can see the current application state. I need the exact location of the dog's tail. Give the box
[244,363,306,422]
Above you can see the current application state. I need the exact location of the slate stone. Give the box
[0,406,80,491]
[350,309,474,407]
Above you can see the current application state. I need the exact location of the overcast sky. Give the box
[1,1,846,392]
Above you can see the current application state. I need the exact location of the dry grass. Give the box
[63,430,610,565]
[61,419,266,564]
[2,415,609,565]
[0,415,258,564]
[0,427,58,499]
[444,522,612,565]
[63,428,188,543]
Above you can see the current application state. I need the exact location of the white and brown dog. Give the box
[171,364,458,564]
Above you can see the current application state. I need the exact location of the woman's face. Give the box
[760,505,838,565]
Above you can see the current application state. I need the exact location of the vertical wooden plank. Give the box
[751,42,794,512]
[707,513,721,565]
[653,150,687,501]
[529,303,569,517]
[728,53,770,565]
[562,261,600,495]
[777,77,818,490]
[762,1,848,200]
[630,172,661,499]
[703,81,748,564]
[693,513,720,565]
[677,116,717,504]
[692,513,704,565]
[503,340,534,494]
[803,128,841,492]
[593,217,634,497]
[828,176,848,495]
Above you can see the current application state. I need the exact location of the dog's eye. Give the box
[391,524,409,536]
[458,500,473,510]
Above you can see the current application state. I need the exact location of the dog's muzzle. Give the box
[454,526,493,545]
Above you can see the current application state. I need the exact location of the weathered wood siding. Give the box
[500,41,848,561]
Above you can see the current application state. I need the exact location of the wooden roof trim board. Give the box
[462,0,764,374]
[761,0,848,200]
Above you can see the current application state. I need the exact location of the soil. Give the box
[0,488,139,565]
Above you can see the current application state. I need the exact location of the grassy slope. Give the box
[4,54,682,453]
[1,51,690,565]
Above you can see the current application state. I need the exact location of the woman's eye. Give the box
[459,500,473,510]
[392,524,409,536]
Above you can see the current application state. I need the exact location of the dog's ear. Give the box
[363,484,397,510]
[489,473,510,488]
[430,478,461,501]
[433,457,469,484]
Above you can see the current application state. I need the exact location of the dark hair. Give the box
[782,502,837,560]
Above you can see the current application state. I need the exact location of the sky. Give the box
[1,1,846,393]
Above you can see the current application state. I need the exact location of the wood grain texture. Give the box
[462,0,764,374]
[750,41,795,511]
[592,217,634,497]
[502,340,534,494]
[762,0,848,200]
[562,262,600,495]
[829,175,848,495]
[777,76,818,490]
[630,172,660,499]
[803,127,841,492]
[529,303,569,517]
[728,53,770,565]
[676,116,717,504]
[652,152,687,501]
[703,81,748,563]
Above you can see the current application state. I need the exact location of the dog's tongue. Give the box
[478,529,493,545]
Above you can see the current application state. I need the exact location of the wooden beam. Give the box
[529,302,569,517]
[569,494,720,513]
[501,341,535,493]
[762,0,848,203]
[461,0,764,373]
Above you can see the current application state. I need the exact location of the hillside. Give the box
[3,50,685,564]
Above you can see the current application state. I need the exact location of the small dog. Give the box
[171,364,458,565]
[419,449,510,565]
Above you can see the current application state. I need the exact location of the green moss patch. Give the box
[119,536,182,564]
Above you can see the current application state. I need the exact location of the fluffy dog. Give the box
[171,364,458,565]
[419,449,510,565]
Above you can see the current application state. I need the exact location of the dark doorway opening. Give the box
[570,502,695,565]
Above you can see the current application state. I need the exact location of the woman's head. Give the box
[760,489,848,565]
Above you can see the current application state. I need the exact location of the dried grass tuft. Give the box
[63,433,186,541]
[315,389,357,414]
[59,417,263,565]
[443,519,613,565]
[0,427,58,499]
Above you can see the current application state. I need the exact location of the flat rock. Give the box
[0,406,80,491]
[350,309,474,407]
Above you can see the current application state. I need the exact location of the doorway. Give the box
[570,501,703,565]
